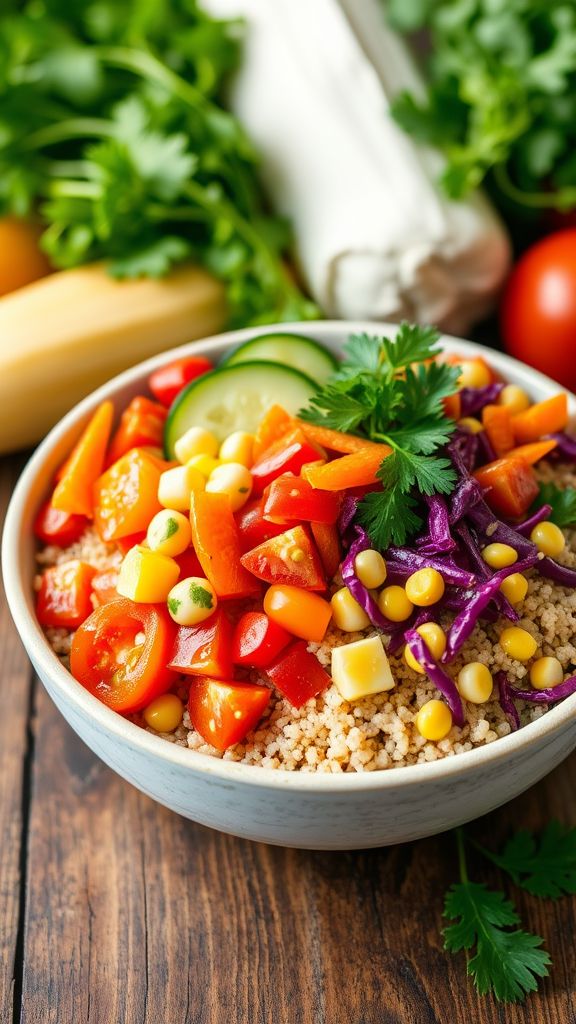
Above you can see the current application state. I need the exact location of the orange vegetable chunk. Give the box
[474,458,539,518]
[189,491,260,599]
[304,446,391,491]
[93,448,163,542]
[511,394,568,445]
[482,404,515,458]
[52,400,114,518]
[253,405,293,459]
[504,439,558,465]
[36,560,96,629]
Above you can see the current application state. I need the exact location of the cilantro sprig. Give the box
[300,324,460,548]
[475,822,576,901]
[535,482,576,529]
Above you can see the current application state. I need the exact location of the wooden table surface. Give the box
[1,452,575,1024]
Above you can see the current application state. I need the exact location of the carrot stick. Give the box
[482,404,514,458]
[253,405,293,459]
[511,394,568,445]
[304,446,391,491]
[52,400,114,518]
[504,439,558,465]
[294,419,384,454]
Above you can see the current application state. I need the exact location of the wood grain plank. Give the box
[0,458,35,1023]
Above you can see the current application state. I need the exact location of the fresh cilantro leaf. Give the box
[535,482,576,528]
[477,823,576,900]
[397,362,461,423]
[443,882,550,1002]
[380,322,441,370]
[167,597,181,615]
[163,517,179,542]
[357,486,422,550]
[340,332,384,374]
[299,379,377,434]
[189,584,213,609]
[387,418,455,456]
[109,237,192,279]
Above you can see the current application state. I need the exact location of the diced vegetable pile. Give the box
[34,327,576,755]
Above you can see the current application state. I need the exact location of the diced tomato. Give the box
[36,560,96,629]
[266,641,331,708]
[188,677,271,751]
[174,546,204,579]
[189,491,260,599]
[235,498,289,553]
[91,569,120,607]
[70,599,177,712]
[107,397,167,466]
[232,612,292,669]
[474,457,539,518]
[149,356,214,408]
[250,427,324,496]
[33,500,88,547]
[93,448,163,542]
[116,531,147,555]
[168,608,234,679]
[311,522,342,580]
[240,525,326,590]
[263,474,340,524]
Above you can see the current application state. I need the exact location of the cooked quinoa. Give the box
[35,461,576,773]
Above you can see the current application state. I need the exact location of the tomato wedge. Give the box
[232,611,292,669]
[36,560,96,629]
[188,677,271,751]
[263,475,340,524]
[70,599,177,712]
[33,500,88,547]
[235,498,289,553]
[240,525,326,590]
[168,608,234,679]
[149,355,214,408]
[250,427,324,495]
[266,641,331,708]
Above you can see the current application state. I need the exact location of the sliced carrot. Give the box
[190,491,260,599]
[253,405,293,459]
[52,401,114,518]
[294,419,382,454]
[482,404,514,458]
[473,458,539,518]
[443,393,461,420]
[304,447,391,491]
[511,394,568,445]
[504,439,558,465]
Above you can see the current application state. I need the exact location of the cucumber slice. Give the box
[222,332,338,383]
[165,360,317,457]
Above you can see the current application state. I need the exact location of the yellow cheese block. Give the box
[0,262,227,453]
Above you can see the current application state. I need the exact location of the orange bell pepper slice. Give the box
[294,419,384,454]
[482,404,515,458]
[304,446,391,491]
[189,491,260,599]
[511,394,568,445]
[52,401,114,518]
[473,458,539,518]
[106,396,167,466]
[93,448,163,542]
[504,439,558,465]
[253,405,293,460]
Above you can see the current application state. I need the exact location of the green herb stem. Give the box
[493,164,576,212]
[22,118,117,152]
[456,827,469,884]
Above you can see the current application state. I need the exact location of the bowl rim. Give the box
[3,319,576,794]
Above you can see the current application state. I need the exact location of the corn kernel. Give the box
[530,521,565,558]
[499,626,538,661]
[457,662,493,704]
[158,464,205,512]
[404,622,446,673]
[458,358,491,389]
[530,656,563,690]
[117,546,180,603]
[174,426,219,464]
[482,543,518,569]
[416,700,453,741]
[498,384,530,415]
[331,587,371,632]
[167,576,217,626]
[144,694,184,733]
[457,417,483,434]
[187,453,221,477]
[354,549,387,589]
[331,636,395,701]
[405,567,445,607]
[147,509,191,556]
[206,462,253,512]
[219,430,255,468]
[499,572,529,604]
[378,585,413,622]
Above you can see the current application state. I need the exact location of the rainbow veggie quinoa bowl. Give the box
[33,325,576,774]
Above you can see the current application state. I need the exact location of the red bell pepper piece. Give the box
[168,608,234,679]
[115,531,147,555]
[250,427,324,496]
[36,560,96,629]
[232,611,292,669]
[240,525,326,590]
[149,356,214,408]
[235,498,290,553]
[474,457,539,518]
[188,677,271,751]
[174,546,204,579]
[189,491,260,599]
[263,474,340,524]
[33,500,88,547]
[310,522,342,580]
[266,640,331,708]
[106,396,167,466]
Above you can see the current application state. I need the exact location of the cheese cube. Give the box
[331,636,395,701]
[117,546,180,603]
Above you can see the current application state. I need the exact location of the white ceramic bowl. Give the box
[4,322,576,850]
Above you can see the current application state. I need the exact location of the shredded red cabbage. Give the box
[459,382,504,417]
[477,429,496,464]
[443,554,537,660]
[416,495,457,554]
[338,495,359,536]
[537,556,576,587]
[516,504,553,537]
[466,500,537,561]
[547,432,576,461]
[385,547,476,587]
[449,477,484,523]
[404,629,464,726]
[453,522,518,621]
[495,671,520,731]
[448,430,479,474]
[341,528,396,631]
[508,676,576,703]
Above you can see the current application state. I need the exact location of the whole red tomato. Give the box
[500,229,576,390]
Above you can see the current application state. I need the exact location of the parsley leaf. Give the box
[477,823,576,900]
[167,597,181,615]
[357,487,422,550]
[535,482,576,528]
[163,517,180,542]
[189,583,213,609]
